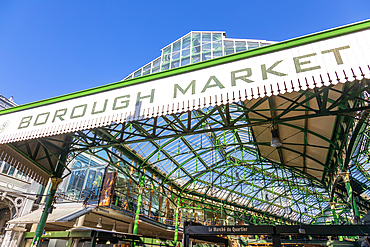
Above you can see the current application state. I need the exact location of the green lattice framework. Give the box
[10,79,369,226]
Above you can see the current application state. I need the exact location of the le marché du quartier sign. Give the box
[185,225,274,235]
[0,28,369,144]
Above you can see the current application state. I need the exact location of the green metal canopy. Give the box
[0,20,370,231]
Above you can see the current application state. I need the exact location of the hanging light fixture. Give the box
[96,217,103,228]
[270,128,282,147]
[284,206,292,215]
[265,193,270,201]
[205,124,212,136]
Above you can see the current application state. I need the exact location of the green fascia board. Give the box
[140,237,182,247]
[23,231,70,239]
[1,19,370,117]
[23,232,35,238]
[69,231,94,238]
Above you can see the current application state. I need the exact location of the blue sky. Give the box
[1,0,369,105]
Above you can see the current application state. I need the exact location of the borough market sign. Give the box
[0,27,369,144]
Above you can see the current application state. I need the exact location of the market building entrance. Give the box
[0,20,370,247]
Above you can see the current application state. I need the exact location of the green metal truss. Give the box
[55,80,370,226]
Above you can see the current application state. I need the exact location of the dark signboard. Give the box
[185,225,274,235]
[96,231,141,241]
[185,224,370,236]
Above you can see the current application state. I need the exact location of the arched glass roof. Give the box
[123,31,276,80]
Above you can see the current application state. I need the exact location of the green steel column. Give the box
[133,173,144,235]
[329,202,343,241]
[329,202,339,225]
[174,199,180,242]
[31,177,63,247]
[343,173,360,219]
[66,238,73,247]
[90,231,97,247]
[31,136,71,247]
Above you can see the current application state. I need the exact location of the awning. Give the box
[23,227,142,242]
[0,134,70,185]
[8,203,94,224]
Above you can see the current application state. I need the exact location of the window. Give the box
[182,35,191,49]
[224,40,234,55]
[247,41,259,50]
[235,41,247,52]
[152,58,161,73]
[181,57,190,66]
[143,64,151,75]
[192,33,201,54]
[133,69,142,78]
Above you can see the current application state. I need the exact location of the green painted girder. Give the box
[104,134,320,223]
[64,82,370,224]
[323,91,370,210]
[130,122,196,182]
[160,116,210,170]
[180,156,328,216]
[87,105,370,147]
[186,190,297,225]
[77,128,184,195]
[353,148,370,185]
[169,152,322,208]
[7,143,52,176]
[85,147,180,205]
[343,112,369,172]
[7,136,72,177]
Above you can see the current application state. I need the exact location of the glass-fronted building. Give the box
[58,153,105,203]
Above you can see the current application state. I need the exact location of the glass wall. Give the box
[59,153,105,203]
[123,31,276,80]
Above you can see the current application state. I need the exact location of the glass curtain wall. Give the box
[123,31,275,80]
[59,153,105,203]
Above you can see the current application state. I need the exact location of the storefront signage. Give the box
[185,225,274,235]
[0,29,369,144]
[207,226,248,233]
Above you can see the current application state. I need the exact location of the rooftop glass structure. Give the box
[123,31,275,80]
